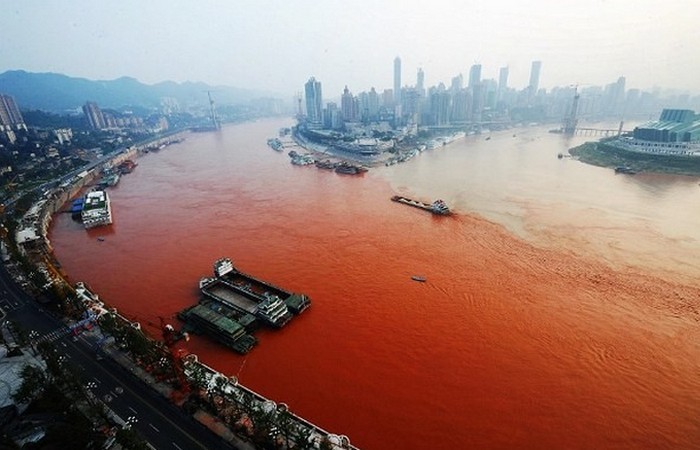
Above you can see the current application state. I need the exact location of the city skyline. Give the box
[1,0,699,98]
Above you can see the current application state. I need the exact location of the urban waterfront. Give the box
[49,117,700,449]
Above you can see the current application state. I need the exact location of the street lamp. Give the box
[125,415,138,429]
[28,330,39,355]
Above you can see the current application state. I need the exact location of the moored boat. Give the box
[335,162,368,175]
[178,304,257,354]
[614,166,636,175]
[391,195,451,215]
[81,190,113,229]
[267,138,283,151]
[200,258,310,328]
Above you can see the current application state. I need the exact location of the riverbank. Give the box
[290,125,469,168]
[569,141,700,177]
[49,118,700,449]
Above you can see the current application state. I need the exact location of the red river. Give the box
[50,118,700,449]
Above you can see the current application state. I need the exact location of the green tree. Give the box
[12,364,47,404]
[115,427,150,450]
[292,425,316,450]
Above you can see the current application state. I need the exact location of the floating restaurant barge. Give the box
[81,190,113,228]
[179,258,310,354]
[391,195,451,215]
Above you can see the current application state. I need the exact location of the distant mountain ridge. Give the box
[0,70,277,112]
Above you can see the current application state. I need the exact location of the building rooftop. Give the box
[189,305,244,336]
[634,109,700,143]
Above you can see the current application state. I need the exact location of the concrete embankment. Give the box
[570,141,700,176]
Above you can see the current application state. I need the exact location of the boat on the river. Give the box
[117,160,137,174]
[200,258,310,328]
[81,190,112,229]
[267,138,283,151]
[335,162,368,175]
[391,196,451,215]
[178,303,257,354]
[614,166,636,175]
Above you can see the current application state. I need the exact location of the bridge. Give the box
[571,127,632,137]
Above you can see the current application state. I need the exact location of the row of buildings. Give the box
[304,58,560,130]
[0,95,170,147]
[302,58,699,132]
[82,101,169,133]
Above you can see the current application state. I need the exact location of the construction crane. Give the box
[562,85,581,135]
[157,316,192,400]
[206,91,221,131]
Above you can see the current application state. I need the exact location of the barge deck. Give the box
[178,304,256,354]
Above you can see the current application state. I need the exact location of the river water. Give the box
[50,118,700,449]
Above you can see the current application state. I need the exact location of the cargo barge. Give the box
[178,258,310,352]
[391,195,451,215]
[267,138,283,151]
[201,258,310,327]
[178,304,257,354]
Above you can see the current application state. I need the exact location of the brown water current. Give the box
[50,118,700,449]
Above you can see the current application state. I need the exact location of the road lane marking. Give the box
[67,343,209,450]
[172,444,182,450]
[149,424,159,432]
[128,406,138,414]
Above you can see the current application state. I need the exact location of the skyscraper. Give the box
[468,64,481,90]
[368,87,379,120]
[468,64,482,117]
[304,77,323,124]
[394,57,402,106]
[528,61,542,100]
[0,94,25,129]
[416,68,424,91]
[341,86,354,122]
[82,101,107,130]
[498,66,509,102]
[450,74,464,92]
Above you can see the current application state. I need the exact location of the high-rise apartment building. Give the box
[304,77,323,124]
[0,94,25,129]
[368,87,380,120]
[498,66,509,102]
[450,74,464,92]
[602,76,626,116]
[394,57,402,106]
[468,64,481,90]
[341,86,355,122]
[382,89,393,109]
[528,61,542,100]
[82,101,107,130]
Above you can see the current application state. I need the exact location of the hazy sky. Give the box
[2,0,699,98]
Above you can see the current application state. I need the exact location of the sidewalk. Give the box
[78,327,255,449]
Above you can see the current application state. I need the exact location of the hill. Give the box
[0,70,277,112]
